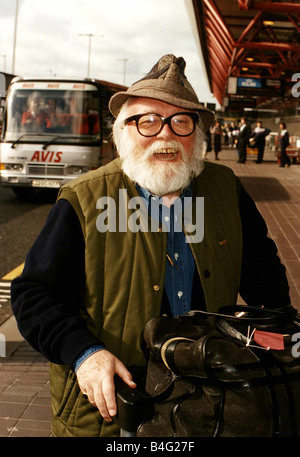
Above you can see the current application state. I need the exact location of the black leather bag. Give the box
[135,305,300,437]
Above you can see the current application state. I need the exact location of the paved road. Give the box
[0,185,57,324]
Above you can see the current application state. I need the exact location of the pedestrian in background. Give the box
[279,122,291,168]
[250,121,271,164]
[212,119,222,160]
[202,129,212,159]
[223,122,229,146]
[236,117,251,163]
[229,121,238,146]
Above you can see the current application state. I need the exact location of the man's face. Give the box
[116,98,204,197]
[30,99,39,113]
[124,98,196,163]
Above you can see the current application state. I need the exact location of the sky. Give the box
[0,0,217,105]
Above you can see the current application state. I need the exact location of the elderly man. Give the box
[11,55,290,437]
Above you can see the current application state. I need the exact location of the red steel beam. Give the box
[238,2,300,14]
[203,0,235,46]
[208,58,226,98]
[207,47,230,82]
[211,78,225,105]
[240,61,300,71]
[291,52,300,66]
[231,23,265,71]
[287,13,300,33]
[236,11,263,44]
[235,42,300,52]
[210,67,227,93]
[207,46,229,87]
[207,28,232,65]
[209,57,228,82]
[206,10,234,57]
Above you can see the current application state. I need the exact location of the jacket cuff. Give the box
[59,328,104,369]
[73,344,105,373]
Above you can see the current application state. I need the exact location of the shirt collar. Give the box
[136,183,192,203]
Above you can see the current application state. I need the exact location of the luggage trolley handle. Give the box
[113,375,154,437]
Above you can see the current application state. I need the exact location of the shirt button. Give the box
[153,285,160,291]
[174,253,179,261]
[164,216,169,222]
[177,291,183,298]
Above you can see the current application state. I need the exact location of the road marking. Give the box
[2,263,25,281]
[0,263,24,305]
[0,281,11,305]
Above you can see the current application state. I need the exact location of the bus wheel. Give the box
[12,187,35,199]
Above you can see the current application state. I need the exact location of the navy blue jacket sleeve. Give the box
[238,184,290,308]
[11,199,102,369]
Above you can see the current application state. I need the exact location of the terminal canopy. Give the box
[192,0,300,114]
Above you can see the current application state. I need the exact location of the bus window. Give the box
[5,84,101,143]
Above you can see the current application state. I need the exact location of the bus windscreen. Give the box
[4,82,101,143]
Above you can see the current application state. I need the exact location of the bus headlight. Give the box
[2,163,24,171]
[67,165,91,174]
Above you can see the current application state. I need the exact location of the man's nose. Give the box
[156,122,176,140]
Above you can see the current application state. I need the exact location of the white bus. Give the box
[0,77,127,196]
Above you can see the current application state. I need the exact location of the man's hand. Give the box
[76,349,136,422]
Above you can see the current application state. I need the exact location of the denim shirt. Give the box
[136,184,195,317]
[74,184,195,372]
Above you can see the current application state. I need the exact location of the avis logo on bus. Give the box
[30,151,63,162]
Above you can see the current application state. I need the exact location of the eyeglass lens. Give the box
[138,113,195,137]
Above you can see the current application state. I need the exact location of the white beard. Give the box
[117,129,204,196]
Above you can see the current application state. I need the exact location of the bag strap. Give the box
[178,305,298,328]
[160,337,195,372]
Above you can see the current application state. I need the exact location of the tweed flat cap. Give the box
[109,54,215,132]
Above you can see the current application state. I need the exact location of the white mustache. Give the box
[144,140,185,160]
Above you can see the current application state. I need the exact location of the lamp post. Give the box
[117,58,132,85]
[119,58,128,85]
[12,0,19,74]
[79,33,94,77]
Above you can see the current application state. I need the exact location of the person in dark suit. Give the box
[236,117,251,163]
[250,121,271,164]
[279,122,291,168]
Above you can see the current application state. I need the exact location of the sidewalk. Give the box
[0,316,51,436]
[225,147,300,310]
[0,146,299,437]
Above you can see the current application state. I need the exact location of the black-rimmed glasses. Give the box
[123,112,199,137]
